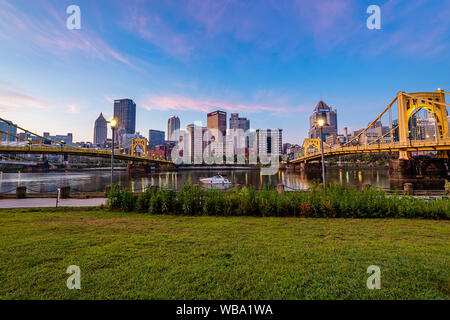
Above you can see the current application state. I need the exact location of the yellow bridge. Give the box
[291,90,450,163]
[0,118,172,165]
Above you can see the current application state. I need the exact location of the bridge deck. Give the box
[0,145,172,164]
[291,138,450,163]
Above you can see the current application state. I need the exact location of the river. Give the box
[0,168,394,194]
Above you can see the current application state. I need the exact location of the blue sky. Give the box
[0,0,449,143]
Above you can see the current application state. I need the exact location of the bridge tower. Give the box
[302,138,321,156]
[131,138,147,157]
[397,89,448,160]
[391,89,449,189]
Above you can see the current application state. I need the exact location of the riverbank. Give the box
[0,209,448,299]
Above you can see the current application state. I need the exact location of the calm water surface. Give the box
[0,168,392,194]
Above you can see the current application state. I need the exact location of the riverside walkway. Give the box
[0,198,107,209]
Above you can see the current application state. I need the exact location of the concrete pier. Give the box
[389,158,450,189]
[300,162,322,173]
[126,163,153,175]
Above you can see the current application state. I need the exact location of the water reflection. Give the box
[0,168,394,194]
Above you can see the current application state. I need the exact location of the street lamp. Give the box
[109,118,118,187]
[316,116,327,185]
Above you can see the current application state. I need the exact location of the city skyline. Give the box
[0,0,449,143]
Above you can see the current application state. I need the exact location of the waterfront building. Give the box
[256,129,282,156]
[229,113,250,132]
[362,121,391,145]
[229,113,250,156]
[43,132,73,145]
[149,149,166,159]
[207,110,227,142]
[0,120,17,142]
[158,141,177,160]
[225,128,248,161]
[282,143,291,154]
[207,110,227,158]
[167,116,180,142]
[336,134,347,145]
[148,129,165,149]
[93,113,107,146]
[325,134,336,146]
[308,100,338,141]
[392,120,399,142]
[119,132,145,151]
[186,123,207,164]
[416,112,437,140]
[114,99,136,138]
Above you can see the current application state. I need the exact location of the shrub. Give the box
[120,189,136,212]
[106,183,450,220]
[178,185,203,215]
[136,190,152,213]
[106,186,123,210]
[159,188,177,214]
[203,188,224,216]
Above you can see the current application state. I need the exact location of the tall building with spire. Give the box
[93,113,107,146]
[308,100,338,141]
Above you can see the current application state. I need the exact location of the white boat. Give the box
[200,174,232,185]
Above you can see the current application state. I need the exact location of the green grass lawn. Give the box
[0,208,448,300]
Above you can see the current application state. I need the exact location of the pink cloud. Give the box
[0,80,88,115]
[0,87,51,111]
[139,94,290,114]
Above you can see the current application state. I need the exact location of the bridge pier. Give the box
[285,164,300,172]
[24,164,49,173]
[126,163,153,175]
[300,162,322,173]
[389,158,450,189]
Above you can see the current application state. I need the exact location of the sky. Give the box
[0,0,449,144]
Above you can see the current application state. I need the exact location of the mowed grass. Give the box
[0,208,449,300]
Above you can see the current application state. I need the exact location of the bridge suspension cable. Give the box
[342,96,398,147]
[0,118,169,164]
[368,105,427,145]
[0,116,86,151]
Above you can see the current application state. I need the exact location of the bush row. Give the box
[106,184,450,219]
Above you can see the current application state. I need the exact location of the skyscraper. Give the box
[167,116,180,142]
[256,129,282,155]
[229,113,250,151]
[229,113,250,132]
[0,120,17,142]
[207,110,227,140]
[148,129,165,149]
[186,123,207,164]
[93,113,107,146]
[114,99,136,135]
[308,100,338,141]
[207,110,227,157]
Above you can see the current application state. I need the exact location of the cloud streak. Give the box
[140,94,291,114]
[0,85,51,112]
[0,80,86,115]
[121,0,450,60]
[0,0,132,66]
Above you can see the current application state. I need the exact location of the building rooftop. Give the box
[313,100,331,112]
